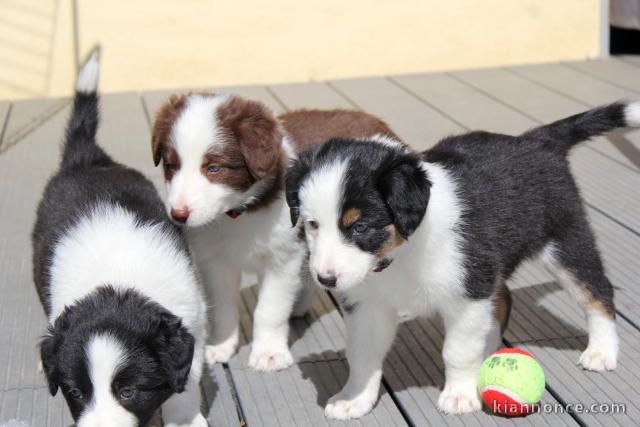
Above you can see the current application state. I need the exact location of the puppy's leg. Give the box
[204,264,241,365]
[439,298,495,414]
[485,280,512,354]
[291,281,317,318]
[249,255,303,371]
[542,227,618,371]
[162,355,207,427]
[291,258,316,318]
[325,301,397,420]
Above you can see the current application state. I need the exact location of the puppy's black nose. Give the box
[171,208,190,224]
[317,273,337,287]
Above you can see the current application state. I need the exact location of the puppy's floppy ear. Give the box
[220,97,282,181]
[377,157,430,239]
[285,157,311,227]
[152,94,187,166]
[152,313,195,393]
[40,334,59,396]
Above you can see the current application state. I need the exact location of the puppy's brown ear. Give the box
[220,97,282,181]
[151,94,187,166]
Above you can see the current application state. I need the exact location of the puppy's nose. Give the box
[171,207,190,223]
[317,273,337,287]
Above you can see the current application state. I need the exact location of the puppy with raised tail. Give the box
[285,103,640,419]
[32,51,207,427]
[151,95,397,371]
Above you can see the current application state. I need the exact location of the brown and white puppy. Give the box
[151,94,396,370]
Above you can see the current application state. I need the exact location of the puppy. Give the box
[151,95,396,370]
[286,102,640,419]
[32,52,207,427]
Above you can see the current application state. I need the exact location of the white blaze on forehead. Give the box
[299,159,347,227]
[172,94,229,167]
[166,94,233,224]
[77,334,136,427]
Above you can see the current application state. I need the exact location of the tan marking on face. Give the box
[493,280,512,333]
[342,208,361,228]
[376,224,406,259]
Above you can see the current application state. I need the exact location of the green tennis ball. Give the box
[478,348,545,416]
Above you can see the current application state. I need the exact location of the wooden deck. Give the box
[1,56,640,426]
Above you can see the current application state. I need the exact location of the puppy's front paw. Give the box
[438,382,482,414]
[579,345,617,371]
[248,344,294,371]
[325,392,377,420]
[205,340,237,365]
[164,413,208,427]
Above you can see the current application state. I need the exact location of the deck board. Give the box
[0,102,10,146]
[0,97,69,154]
[564,58,640,94]
[1,58,639,426]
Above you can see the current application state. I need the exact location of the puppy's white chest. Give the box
[186,202,298,271]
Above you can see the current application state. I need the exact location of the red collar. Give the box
[225,207,245,219]
[373,257,393,272]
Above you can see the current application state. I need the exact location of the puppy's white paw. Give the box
[248,344,294,371]
[325,392,377,420]
[579,346,617,371]
[164,412,208,427]
[205,340,237,365]
[438,382,482,414]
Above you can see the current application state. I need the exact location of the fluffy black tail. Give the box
[61,48,110,169]
[521,102,640,155]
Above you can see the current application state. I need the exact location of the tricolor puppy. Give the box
[32,52,207,427]
[151,95,396,370]
[286,102,640,419]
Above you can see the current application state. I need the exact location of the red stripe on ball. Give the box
[482,388,539,416]
[493,348,534,358]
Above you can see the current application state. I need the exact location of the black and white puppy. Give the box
[32,52,207,427]
[286,102,640,419]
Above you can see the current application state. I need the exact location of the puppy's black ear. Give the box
[285,158,309,227]
[377,158,431,238]
[40,334,59,396]
[153,314,195,393]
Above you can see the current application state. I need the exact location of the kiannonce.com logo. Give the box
[494,401,627,415]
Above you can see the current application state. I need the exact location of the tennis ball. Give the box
[478,348,545,416]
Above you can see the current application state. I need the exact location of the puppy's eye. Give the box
[352,223,368,234]
[164,162,178,170]
[206,165,221,174]
[306,219,319,230]
[68,388,83,400]
[119,386,136,401]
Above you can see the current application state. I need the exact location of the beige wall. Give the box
[1,0,603,101]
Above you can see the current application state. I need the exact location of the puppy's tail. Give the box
[61,47,110,169]
[521,102,640,155]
